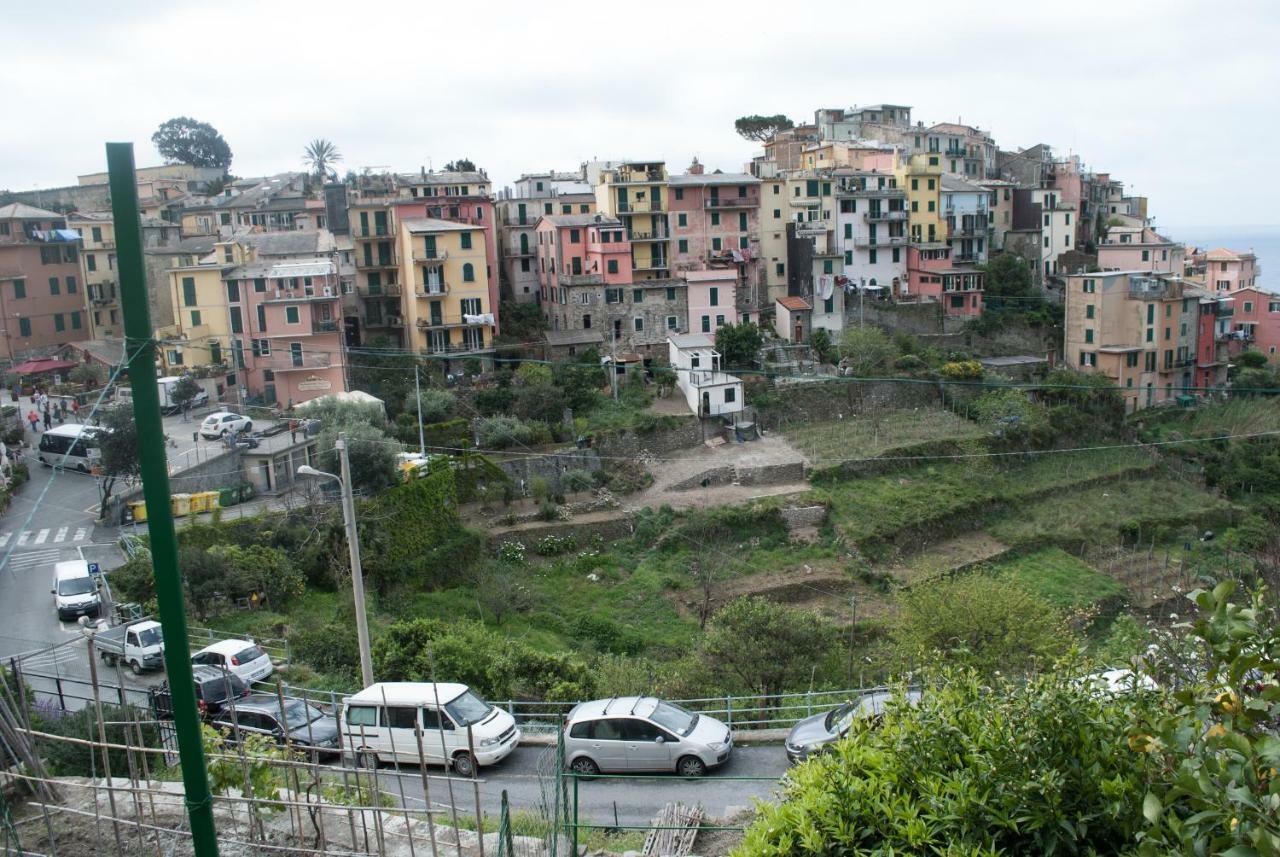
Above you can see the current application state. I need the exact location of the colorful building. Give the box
[1097,226,1185,274]
[1202,248,1260,292]
[1188,285,1233,391]
[594,161,670,280]
[834,170,907,298]
[1063,271,1200,411]
[1227,287,1280,361]
[905,244,984,317]
[68,211,180,340]
[496,171,594,304]
[940,175,990,265]
[0,203,89,361]
[667,333,743,418]
[400,218,495,366]
[899,153,945,245]
[666,165,762,322]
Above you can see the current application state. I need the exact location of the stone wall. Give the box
[593,417,705,458]
[489,513,633,551]
[107,448,245,524]
[737,461,806,486]
[780,504,827,530]
[492,448,600,493]
[755,378,940,429]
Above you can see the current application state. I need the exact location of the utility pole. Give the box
[414,365,425,456]
[859,277,866,328]
[107,142,220,857]
[336,434,375,686]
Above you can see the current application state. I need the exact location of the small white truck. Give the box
[96,619,166,674]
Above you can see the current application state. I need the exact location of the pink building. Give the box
[667,166,762,320]
[905,244,984,317]
[1097,226,1185,274]
[685,270,738,335]
[228,259,347,407]
[1203,248,1260,292]
[0,203,90,361]
[1228,286,1280,361]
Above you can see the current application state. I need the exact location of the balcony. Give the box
[359,282,402,298]
[836,186,905,198]
[503,246,536,258]
[788,197,822,208]
[864,210,908,222]
[263,288,341,303]
[632,258,669,272]
[356,254,399,270]
[943,149,967,159]
[612,169,665,184]
[311,319,340,334]
[627,228,668,242]
[617,200,664,214]
[416,314,493,330]
[795,221,827,237]
[412,249,450,263]
[852,235,907,248]
[558,273,604,287]
[688,369,738,387]
[260,352,333,372]
[704,196,759,209]
[952,252,982,263]
[415,281,450,297]
[352,227,394,239]
[364,315,403,328]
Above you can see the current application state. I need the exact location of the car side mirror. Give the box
[655,735,665,744]
[50,588,56,594]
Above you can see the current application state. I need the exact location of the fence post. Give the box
[55,677,65,711]
[725,695,732,729]
[500,789,514,857]
[571,774,579,857]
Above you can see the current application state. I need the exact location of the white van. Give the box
[51,560,101,621]
[341,682,520,776]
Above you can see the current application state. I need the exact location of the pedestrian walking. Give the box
[27,410,39,434]
[42,405,52,431]
[58,399,68,421]
[70,399,79,420]
[289,417,299,444]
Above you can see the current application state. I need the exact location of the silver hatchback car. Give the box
[563,696,732,777]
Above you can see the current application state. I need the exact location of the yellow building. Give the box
[899,153,946,244]
[162,263,235,373]
[67,212,119,340]
[594,161,670,280]
[350,199,406,346]
[399,218,495,362]
[758,176,789,303]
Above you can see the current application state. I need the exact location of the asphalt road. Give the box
[375,742,789,826]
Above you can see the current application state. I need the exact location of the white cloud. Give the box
[2,0,1277,232]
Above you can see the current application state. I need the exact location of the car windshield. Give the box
[136,627,163,647]
[237,645,265,663]
[56,577,95,596]
[282,701,324,729]
[201,675,245,703]
[443,690,492,726]
[649,701,698,737]
[825,702,858,734]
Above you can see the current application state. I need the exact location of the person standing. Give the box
[70,399,79,421]
[27,410,39,434]
[42,404,52,431]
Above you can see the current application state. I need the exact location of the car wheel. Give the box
[101,651,117,667]
[77,462,89,473]
[357,749,379,769]
[676,755,707,778]
[220,429,229,437]
[130,660,144,676]
[243,421,253,433]
[452,751,477,778]
[569,756,600,778]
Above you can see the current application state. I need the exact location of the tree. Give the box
[97,404,142,512]
[68,363,104,388]
[808,327,835,363]
[151,117,232,169]
[714,322,763,369]
[891,574,1073,676]
[1236,350,1269,369]
[981,252,1040,310]
[347,335,418,420]
[170,375,201,417]
[303,138,342,180]
[838,326,898,376]
[512,384,566,424]
[315,419,400,496]
[443,159,476,172]
[701,597,838,698]
[552,349,604,412]
[405,388,456,424]
[733,114,795,142]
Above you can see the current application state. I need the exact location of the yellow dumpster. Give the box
[128,500,148,523]
[189,491,218,514]
[170,493,192,518]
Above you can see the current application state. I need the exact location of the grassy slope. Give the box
[984,547,1126,610]
[784,408,986,464]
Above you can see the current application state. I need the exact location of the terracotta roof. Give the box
[776,296,812,311]
[1204,247,1255,261]
[0,202,63,220]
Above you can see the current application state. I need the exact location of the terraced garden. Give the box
[784,407,987,466]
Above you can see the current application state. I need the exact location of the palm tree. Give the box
[303,139,342,180]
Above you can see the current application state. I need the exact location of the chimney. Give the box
[420,166,426,179]
[687,157,704,176]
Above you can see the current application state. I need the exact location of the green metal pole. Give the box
[106,142,219,857]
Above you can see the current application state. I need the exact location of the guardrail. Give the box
[187,624,290,664]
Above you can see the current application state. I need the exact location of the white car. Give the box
[191,639,274,685]
[200,411,253,439]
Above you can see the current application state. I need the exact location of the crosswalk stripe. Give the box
[55,526,68,542]
[0,533,9,547]
[74,527,88,542]
[17,531,30,546]
[33,529,49,545]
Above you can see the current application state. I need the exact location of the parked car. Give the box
[563,696,732,777]
[51,560,101,621]
[210,693,341,758]
[191,639,274,685]
[1076,668,1159,697]
[153,665,250,720]
[341,682,520,776]
[785,689,923,763]
[199,411,253,439]
[96,619,165,674]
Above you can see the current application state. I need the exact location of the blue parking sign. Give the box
[88,562,101,577]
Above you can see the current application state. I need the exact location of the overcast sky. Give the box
[2,0,1276,236]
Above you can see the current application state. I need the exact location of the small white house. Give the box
[666,333,744,418]
[774,296,812,343]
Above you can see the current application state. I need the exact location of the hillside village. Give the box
[0,102,1277,856]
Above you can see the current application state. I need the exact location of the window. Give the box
[182,277,197,307]
[677,213,687,227]
[666,287,676,301]
[71,312,81,330]
[673,188,683,201]
[710,212,720,226]
[1141,249,1150,262]
[1164,327,1171,341]
[12,280,25,299]
[230,307,243,334]
[286,306,300,325]
[1147,304,1155,324]
[226,281,240,303]
[701,315,710,332]
[607,259,619,274]
[582,314,591,329]
[568,229,579,244]
[716,314,725,327]
[256,304,266,332]
[927,179,935,190]
[892,247,900,263]
[461,232,473,249]
[709,287,719,307]
[86,254,96,273]
[711,237,722,251]
[1082,279,1096,293]
[18,318,30,337]
[824,296,833,314]
[605,288,622,304]
[869,249,877,264]
[678,239,688,253]
[1084,328,1094,343]
[49,277,59,296]
[666,316,678,330]
[1244,301,1254,313]
[773,209,781,219]
[632,288,643,303]
[561,204,571,214]
[776,263,784,276]
[633,317,644,332]
[462,263,475,282]
[911,179,918,191]
[724,387,736,404]
[739,212,748,231]
[190,310,201,326]
[54,314,65,332]
[1146,328,1154,343]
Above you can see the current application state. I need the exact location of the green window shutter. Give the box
[190,310,201,326]
[13,280,25,299]
[71,311,81,330]
[54,314,65,332]
[461,232,473,249]
[182,277,197,306]
[49,277,60,295]
[19,318,31,337]
[286,306,300,324]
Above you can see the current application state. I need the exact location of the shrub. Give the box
[893,353,925,372]
[939,359,984,380]
[534,534,577,556]
[497,541,526,563]
[514,362,553,387]
[476,416,533,449]
[562,469,595,492]
[407,389,456,424]
[34,704,159,777]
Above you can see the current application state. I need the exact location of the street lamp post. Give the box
[298,434,374,687]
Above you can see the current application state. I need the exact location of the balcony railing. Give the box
[259,352,333,371]
[311,320,340,334]
[415,314,494,330]
[617,200,664,214]
[852,235,907,248]
[415,282,450,297]
[632,258,669,271]
[356,254,399,269]
[704,196,759,209]
[359,282,402,298]
[627,228,668,241]
[412,249,450,263]
[559,273,604,286]
[364,315,401,328]
[836,186,906,198]
[795,221,827,236]
[952,252,982,263]
[788,197,822,207]
[502,246,536,257]
[688,369,738,387]
[864,210,908,222]
[613,169,665,184]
